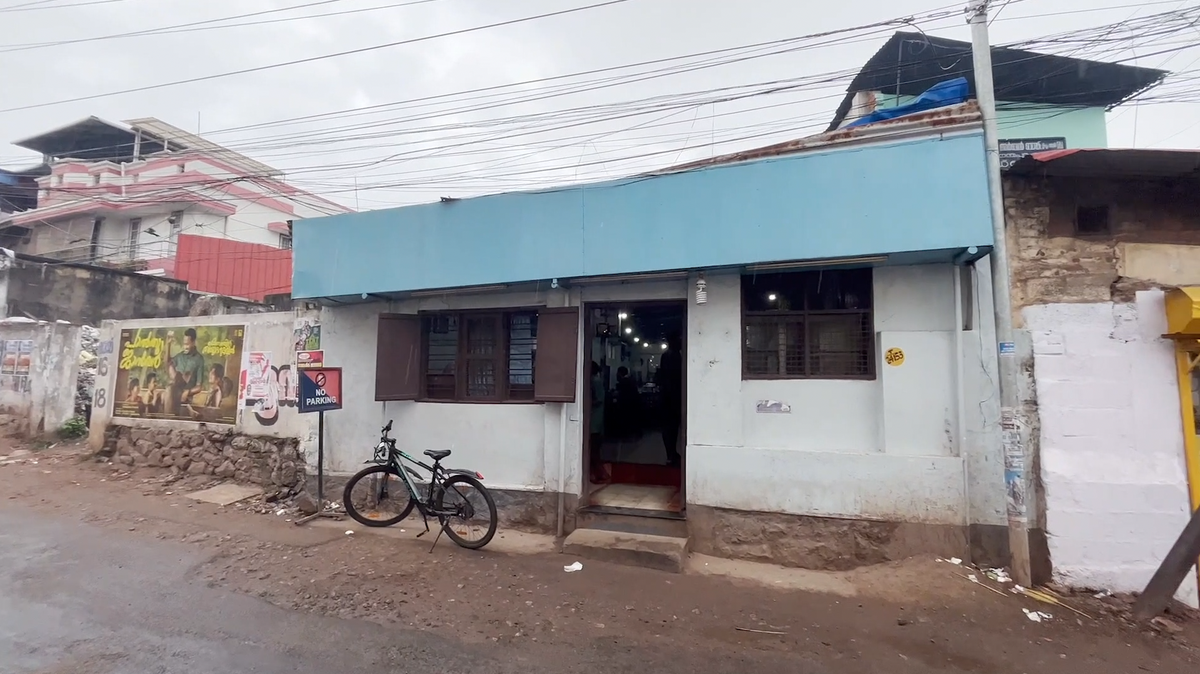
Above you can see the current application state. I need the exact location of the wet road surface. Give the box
[0,505,813,674]
[0,506,542,674]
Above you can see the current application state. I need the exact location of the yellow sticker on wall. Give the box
[884,347,905,367]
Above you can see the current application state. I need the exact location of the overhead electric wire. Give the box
[15,0,1200,215]
[0,0,124,11]
[0,0,635,114]
[0,6,971,163]
[0,0,446,54]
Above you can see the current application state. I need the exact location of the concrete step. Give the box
[576,506,688,539]
[561,528,689,573]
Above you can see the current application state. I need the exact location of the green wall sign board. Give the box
[999,137,1067,170]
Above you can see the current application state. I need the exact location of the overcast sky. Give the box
[1,0,1196,210]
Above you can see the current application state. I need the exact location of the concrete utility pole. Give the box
[967,0,1032,586]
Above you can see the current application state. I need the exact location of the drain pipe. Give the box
[557,401,568,539]
[953,262,969,531]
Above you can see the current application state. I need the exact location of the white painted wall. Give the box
[0,320,80,436]
[686,264,1002,527]
[320,290,578,493]
[318,264,1006,530]
[88,311,320,454]
[319,281,691,493]
[1025,291,1198,606]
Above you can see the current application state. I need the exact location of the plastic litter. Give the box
[564,561,583,573]
[1023,608,1053,622]
[985,568,1012,584]
[345,530,354,535]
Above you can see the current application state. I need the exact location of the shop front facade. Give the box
[293,108,1006,568]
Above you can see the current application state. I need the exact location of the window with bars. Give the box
[420,311,539,401]
[741,268,875,380]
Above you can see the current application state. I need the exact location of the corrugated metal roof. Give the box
[174,234,292,302]
[1006,148,1200,178]
[827,31,1167,131]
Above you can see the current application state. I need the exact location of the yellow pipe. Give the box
[1177,348,1200,510]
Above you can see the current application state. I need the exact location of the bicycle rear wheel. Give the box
[343,464,415,528]
[433,474,498,549]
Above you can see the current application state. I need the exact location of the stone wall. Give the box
[102,426,305,492]
[688,505,971,571]
[1003,174,1200,319]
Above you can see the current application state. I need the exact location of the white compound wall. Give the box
[1026,290,1198,607]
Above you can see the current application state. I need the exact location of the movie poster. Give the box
[113,325,245,424]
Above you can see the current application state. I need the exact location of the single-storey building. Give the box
[293,102,1007,569]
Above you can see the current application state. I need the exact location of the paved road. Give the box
[0,505,809,674]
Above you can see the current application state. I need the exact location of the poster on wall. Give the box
[1,341,17,375]
[16,340,31,376]
[293,319,321,352]
[296,350,324,368]
[0,338,32,393]
[245,351,272,399]
[112,324,245,425]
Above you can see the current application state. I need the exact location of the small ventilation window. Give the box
[1075,205,1110,235]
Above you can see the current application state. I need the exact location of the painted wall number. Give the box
[884,347,905,367]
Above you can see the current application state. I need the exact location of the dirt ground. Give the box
[4,439,1200,673]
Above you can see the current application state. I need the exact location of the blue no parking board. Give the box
[297,367,342,413]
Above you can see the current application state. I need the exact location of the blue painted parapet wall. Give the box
[293,132,994,299]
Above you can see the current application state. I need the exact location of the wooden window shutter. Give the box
[534,307,579,403]
[376,313,421,401]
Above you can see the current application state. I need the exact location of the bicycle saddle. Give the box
[424,449,452,461]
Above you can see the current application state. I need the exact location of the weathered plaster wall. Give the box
[321,265,1005,561]
[685,266,1002,541]
[1004,174,1200,604]
[320,286,596,495]
[0,319,80,436]
[3,254,195,324]
[87,311,320,468]
[1004,175,1200,316]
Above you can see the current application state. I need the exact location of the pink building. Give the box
[0,116,350,276]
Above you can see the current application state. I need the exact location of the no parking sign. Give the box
[297,367,342,413]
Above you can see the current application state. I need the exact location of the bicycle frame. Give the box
[364,432,480,520]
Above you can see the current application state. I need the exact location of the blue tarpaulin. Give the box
[844,77,970,128]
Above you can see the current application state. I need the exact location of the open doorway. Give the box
[584,301,685,515]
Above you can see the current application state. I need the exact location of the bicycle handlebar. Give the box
[381,420,393,437]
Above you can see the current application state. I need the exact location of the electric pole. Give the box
[968,0,1033,586]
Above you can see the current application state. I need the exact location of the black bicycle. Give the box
[342,420,498,550]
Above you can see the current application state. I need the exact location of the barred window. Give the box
[419,311,539,402]
[742,268,875,380]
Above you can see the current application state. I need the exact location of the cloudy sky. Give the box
[1,0,1196,210]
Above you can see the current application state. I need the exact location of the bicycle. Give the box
[342,420,498,550]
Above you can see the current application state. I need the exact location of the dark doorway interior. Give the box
[585,301,685,514]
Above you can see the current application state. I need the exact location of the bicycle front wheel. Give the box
[343,464,415,528]
[434,474,498,549]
